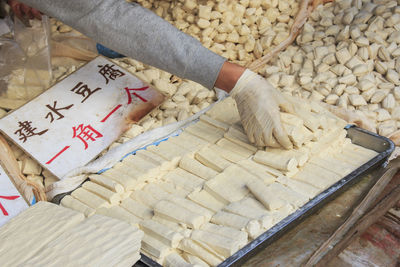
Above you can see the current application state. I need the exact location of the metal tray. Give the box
[136,126,394,267]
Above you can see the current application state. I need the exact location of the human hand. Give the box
[7,0,41,20]
[230,69,294,149]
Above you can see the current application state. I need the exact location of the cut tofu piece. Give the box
[185,120,225,143]
[82,181,121,205]
[88,174,124,193]
[113,162,156,183]
[123,154,160,176]
[211,211,261,239]
[121,197,153,220]
[204,168,250,204]
[96,206,141,226]
[282,123,306,148]
[239,158,283,177]
[162,168,204,193]
[224,201,272,229]
[159,181,191,198]
[191,230,241,258]
[224,127,258,152]
[136,149,178,171]
[216,138,254,158]
[267,183,309,208]
[152,215,188,234]
[293,164,341,189]
[179,238,223,266]
[142,234,172,259]
[101,168,138,190]
[154,200,205,229]
[0,202,85,266]
[246,179,287,211]
[200,223,248,246]
[164,252,192,267]
[167,195,214,221]
[266,148,309,167]
[309,156,354,176]
[147,141,188,162]
[143,183,171,201]
[200,114,230,131]
[179,155,219,180]
[253,150,298,172]
[60,195,95,217]
[195,147,232,172]
[209,144,246,163]
[276,176,320,199]
[139,220,183,248]
[187,190,225,213]
[71,188,110,209]
[130,190,159,208]
[168,133,208,152]
[237,160,277,185]
[183,253,210,267]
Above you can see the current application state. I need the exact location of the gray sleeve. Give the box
[20,0,226,89]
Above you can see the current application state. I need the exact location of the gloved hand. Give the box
[230,69,293,149]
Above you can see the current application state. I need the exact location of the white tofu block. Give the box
[224,127,258,152]
[142,234,172,259]
[136,149,179,171]
[154,200,205,229]
[200,114,230,131]
[143,183,171,201]
[131,190,159,208]
[185,120,225,143]
[246,179,287,211]
[183,253,210,267]
[101,168,138,191]
[211,211,261,239]
[216,138,254,158]
[209,144,246,163]
[179,238,223,266]
[71,188,110,209]
[187,190,225,213]
[200,223,248,246]
[82,181,121,205]
[60,195,95,217]
[89,174,124,193]
[191,229,241,258]
[121,197,153,220]
[162,168,204,193]
[140,220,183,248]
[267,183,309,208]
[276,176,320,199]
[158,181,191,198]
[195,147,232,172]
[253,150,298,172]
[95,206,141,226]
[164,252,192,267]
[179,155,219,180]
[167,195,214,221]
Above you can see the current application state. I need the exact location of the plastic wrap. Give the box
[0,16,52,110]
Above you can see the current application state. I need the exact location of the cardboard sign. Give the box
[0,57,164,178]
[0,165,28,227]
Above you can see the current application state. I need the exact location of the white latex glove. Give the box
[230,69,294,149]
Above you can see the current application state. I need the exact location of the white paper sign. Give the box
[0,57,164,178]
[0,165,28,227]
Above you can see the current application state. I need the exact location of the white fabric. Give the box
[230,69,293,149]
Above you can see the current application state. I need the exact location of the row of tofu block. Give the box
[0,201,143,267]
[61,97,378,266]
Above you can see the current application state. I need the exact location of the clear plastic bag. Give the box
[0,16,52,110]
[51,34,98,61]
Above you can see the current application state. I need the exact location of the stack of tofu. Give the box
[62,97,378,266]
[0,201,143,266]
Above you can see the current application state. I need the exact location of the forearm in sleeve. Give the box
[19,0,226,89]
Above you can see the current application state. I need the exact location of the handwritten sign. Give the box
[0,165,28,227]
[0,57,164,178]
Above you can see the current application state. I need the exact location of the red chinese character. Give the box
[0,195,20,216]
[72,124,103,150]
[124,86,149,104]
